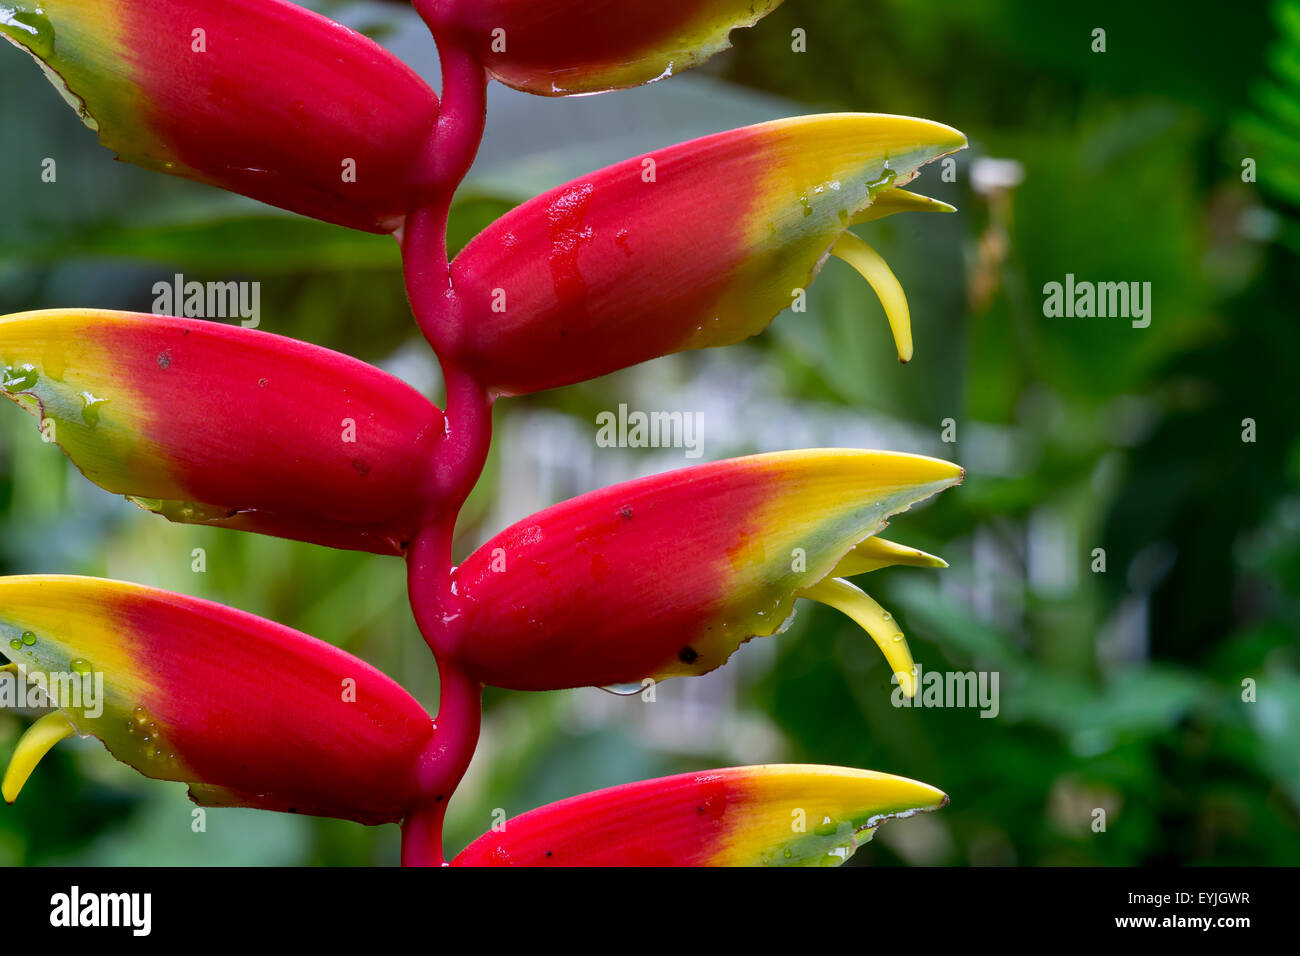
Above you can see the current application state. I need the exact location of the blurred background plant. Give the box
[0,0,1295,865]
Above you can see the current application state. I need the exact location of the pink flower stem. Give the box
[401,661,483,867]
[403,17,488,358]
[397,24,492,866]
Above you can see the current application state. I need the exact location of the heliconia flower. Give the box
[453,764,947,866]
[419,0,781,96]
[446,113,966,395]
[0,310,446,555]
[445,449,962,695]
[0,576,438,824]
[0,0,439,233]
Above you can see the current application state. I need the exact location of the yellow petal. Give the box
[832,536,948,576]
[800,577,916,697]
[852,187,957,224]
[3,710,75,803]
[831,231,914,363]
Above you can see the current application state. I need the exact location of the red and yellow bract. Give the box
[447,114,966,395]
[0,0,439,232]
[454,764,947,866]
[420,0,781,96]
[0,576,438,825]
[0,310,446,554]
[447,449,961,691]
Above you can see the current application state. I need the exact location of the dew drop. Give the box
[20,630,36,646]
[0,5,55,60]
[881,612,891,621]
[2,363,39,392]
[892,633,904,643]
[599,682,644,697]
[70,658,92,674]
[78,391,108,428]
[8,637,21,651]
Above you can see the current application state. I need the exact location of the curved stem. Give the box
[401,660,483,867]
[406,519,457,658]
[403,23,488,355]
[401,803,449,867]
[418,18,488,196]
[396,22,492,868]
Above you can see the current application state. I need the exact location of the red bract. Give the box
[0,577,439,825]
[453,765,947,866]
[444,450,961,692]
[0,310,446,554]
[418,0,781,96]
[445,114,965,395]
[0,0,439,232]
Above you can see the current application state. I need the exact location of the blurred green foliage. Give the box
[0,0,1296,866]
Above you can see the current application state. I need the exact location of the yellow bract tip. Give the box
[3,710,75,803]
[799,577,916,697]
[831,231,913,363]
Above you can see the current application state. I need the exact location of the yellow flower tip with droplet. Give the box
[830,231,913,363]
[798,576,917,698]
[2,710,75,803]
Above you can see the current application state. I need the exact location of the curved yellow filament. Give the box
[3,710,75,803]
[831,231,913,363]
[851,188,956,225]
[832,537,948,577]
[799,577,916,697]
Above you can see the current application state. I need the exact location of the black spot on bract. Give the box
[678,646,698,664]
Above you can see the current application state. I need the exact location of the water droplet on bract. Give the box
[2,363,39,392]
[0,6,56,60]
[867,167,897,195]
[892,633,904,643]
[814,816,839,836]
[70,658,91,674]
[783,848,793,859]
[881,612,891,621]
[8,637,21,651]
[599,682,644,697]
[20,631,36,646]
[78,391,108,428]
